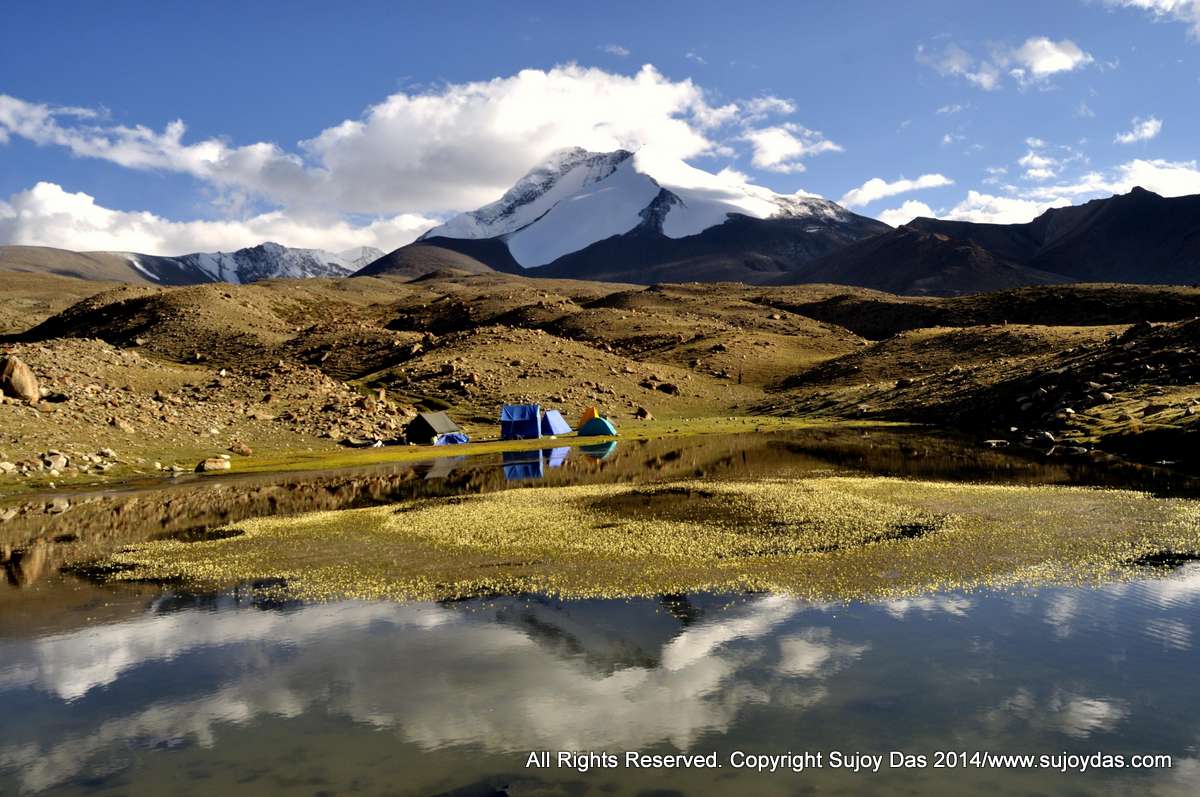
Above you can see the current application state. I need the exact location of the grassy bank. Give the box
[95,475,1200,603]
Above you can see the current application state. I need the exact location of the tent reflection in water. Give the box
[500,403,542,440]
[581,441,618,460]
[540,409,572,436]
[423,456,465,480]
[503,450,544,480]
[544,446,570,468]
[404,411,468,445]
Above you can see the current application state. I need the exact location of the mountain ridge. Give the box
[0,242,383,286]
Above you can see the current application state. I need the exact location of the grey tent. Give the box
[404,411,464,445]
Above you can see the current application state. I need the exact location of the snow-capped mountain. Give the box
[121,243,384,285]
[406,147,888,283]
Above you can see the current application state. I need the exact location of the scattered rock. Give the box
[109,416,136,433]
[42,452,69,471]
[196,458,232,472]
[0,355,40,403]
[228,442,253,457]
[634,406,654,420]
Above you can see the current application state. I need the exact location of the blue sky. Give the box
[1,0,1198,254]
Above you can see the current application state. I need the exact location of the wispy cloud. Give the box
[1104,0,1200,39]
[1114,115,1163,143]
[840,173,953,207]
[918,36,1093,90]
[600,43,630,57]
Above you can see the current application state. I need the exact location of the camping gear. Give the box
[540,409,572,436]
[500,403,541,440]
[581,441,618,460]
[433,432,470,445]
[404,411,465,445]
[502,450,544,480]
[578,417,618,437]
[544,447,570,468]
[578,406,600,427]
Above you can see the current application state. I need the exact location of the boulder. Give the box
[228,442,253,457]
[634,406,654,420]
[196,458,232,472]
[0,356,40,403]
[42,452,69,471]
[109,417,136,433]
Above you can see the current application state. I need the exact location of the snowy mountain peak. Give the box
[114,243,384,285]
[422,146,857,268]
[423,147,634,242]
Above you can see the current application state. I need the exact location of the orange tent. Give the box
[578,406,600,426]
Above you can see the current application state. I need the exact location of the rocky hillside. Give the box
[3,271,1200,484]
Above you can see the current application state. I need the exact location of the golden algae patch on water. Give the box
[96,477,1200,602]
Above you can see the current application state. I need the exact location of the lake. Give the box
[2,427,1199,795]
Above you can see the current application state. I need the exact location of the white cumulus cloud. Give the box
[1008,37,1094,83]
[0,66,735,218]
[1114,115,1163,143]
[943,190,1071,224]
[0,182,436,254]
[839,173,953,208]
[741,123,842,173]
[877,200,936,226]
[0,64,849,253]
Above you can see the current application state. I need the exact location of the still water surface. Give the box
[2,429,1199,795]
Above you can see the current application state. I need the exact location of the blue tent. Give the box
[433,432,470,445]
[540,409,572,436]
[500,403,541,440]
[578,417,618,437]
[502,450,544,480]
[544,446,570,468]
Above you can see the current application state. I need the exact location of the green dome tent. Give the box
[578,416,617,437]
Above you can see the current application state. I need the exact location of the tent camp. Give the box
[578,416,618,437]
[500,403,542,440]
[578,406,600,427]
[540,409,572,436]
[404,412,467,445]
